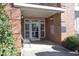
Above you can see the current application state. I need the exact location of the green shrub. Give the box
[0,3,17,56]
[62,36,79,51]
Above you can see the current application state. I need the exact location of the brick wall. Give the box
[4,4,22,53]
[61,3,75,42]
[46,3,75,44]
[46,13,61,44]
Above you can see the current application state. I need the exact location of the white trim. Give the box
[31,21,40,41]
[24,19,25,39]
[14,3,65,12]
[24,20,30,39]
[40,20,45,38]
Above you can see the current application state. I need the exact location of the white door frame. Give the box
[24,19,40,41]
[24,18,45,40]
[24,20,31,42]
[31,21,40,41]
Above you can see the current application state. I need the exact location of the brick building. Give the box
[4,3,75,53]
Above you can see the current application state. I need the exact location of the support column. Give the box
[5,4,22,53]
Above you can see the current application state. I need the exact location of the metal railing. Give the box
[21,35,31,48]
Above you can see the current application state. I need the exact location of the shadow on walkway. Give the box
[35,45,79,56]
[30,40,56,45]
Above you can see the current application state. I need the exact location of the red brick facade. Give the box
[46,3,75,44]
[5,4,22,53]
[61,3,75,42]
[45,13,61,44]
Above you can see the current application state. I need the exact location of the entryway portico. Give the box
[14,3,65,43]
[14,3,65,18]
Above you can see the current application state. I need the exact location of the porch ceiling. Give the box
[14,3,65,18]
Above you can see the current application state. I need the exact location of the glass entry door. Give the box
[24,20,45,42]
[24,21,40,42]
[31,22,40,41]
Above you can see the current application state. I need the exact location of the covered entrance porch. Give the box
[14,3,65,44]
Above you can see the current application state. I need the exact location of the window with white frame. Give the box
[40,20,45,38]
[61,21,66,33]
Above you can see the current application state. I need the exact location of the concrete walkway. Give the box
[21,40,79,56]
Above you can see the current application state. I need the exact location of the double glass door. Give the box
[25,21,40,41]
[24,20,45,42]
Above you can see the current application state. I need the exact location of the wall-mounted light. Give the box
[21,15,24,19]
[50,18,54,21]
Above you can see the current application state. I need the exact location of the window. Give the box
[61,21,66,33]
[61,26,66,32]
[50,25,55,33]
[75,3,79,7]
[25,23,30,38]
[40,20,45,38]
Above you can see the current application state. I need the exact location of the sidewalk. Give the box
[21,40,78,56]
